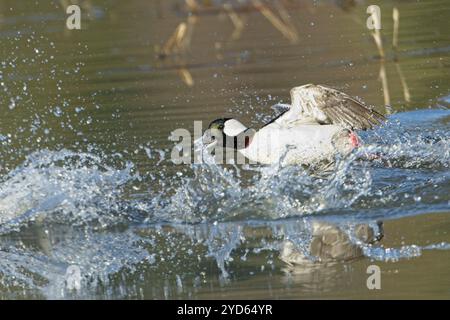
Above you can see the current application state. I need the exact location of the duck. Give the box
[202,84,385,166]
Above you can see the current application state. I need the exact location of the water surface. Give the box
[0,0,449,299]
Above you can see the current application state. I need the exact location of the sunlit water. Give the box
[0,0,449,299]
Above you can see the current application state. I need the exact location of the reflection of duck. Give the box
[203,84,385,165]
[280,221,383,266]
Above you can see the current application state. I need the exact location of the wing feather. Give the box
[291,84,385,130]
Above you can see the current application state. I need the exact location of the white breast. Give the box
[239,123,342,165]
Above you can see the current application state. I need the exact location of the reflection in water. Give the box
[279,220,383,292]
[392,8,411,103]
[368,6,414,111]
[0,0,449,299]
[281,262,347,294]
[251,0,299,44]
[280,221,383,266]
[156,0,301,86]
[223,3,245,41]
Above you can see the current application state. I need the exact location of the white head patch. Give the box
[223,119,247,137]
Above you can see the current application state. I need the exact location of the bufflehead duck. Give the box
[203,84,385,165]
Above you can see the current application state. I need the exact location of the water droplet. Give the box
[8,98,16,110]
[53,106,63,117]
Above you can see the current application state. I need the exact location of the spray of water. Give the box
[0,109,449,298]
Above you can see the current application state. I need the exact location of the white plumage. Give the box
[240,122,344,165]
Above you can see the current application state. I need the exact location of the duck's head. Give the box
[203,118,254,150]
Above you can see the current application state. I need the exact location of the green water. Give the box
[0,0,449,299]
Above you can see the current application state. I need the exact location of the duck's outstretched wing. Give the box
[290,84,385,130]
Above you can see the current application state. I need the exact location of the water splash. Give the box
[0,149,136,233]
[0,109,449,298]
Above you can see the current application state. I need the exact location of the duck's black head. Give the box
[203,118,253,150]
[208,118,232,132]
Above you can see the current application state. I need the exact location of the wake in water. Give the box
[0,109,449,298]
